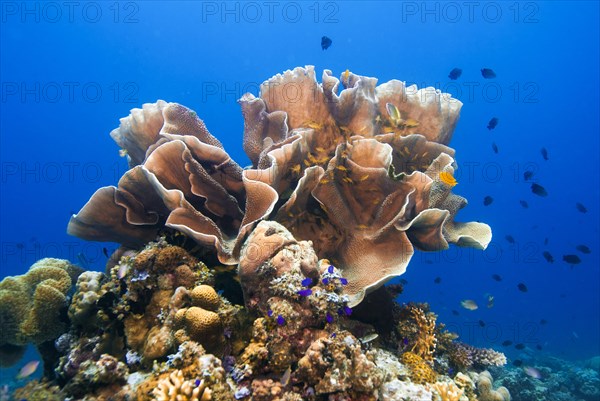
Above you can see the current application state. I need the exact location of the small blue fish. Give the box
[297,289,312,297]
[322,278,330,285]
[276,315,286,326]
[343,306,352,316]
[301,277,312,287]
[267,310,273,317]
[326,313,334,323]
[340,278,348,285]
[328,265,334,274]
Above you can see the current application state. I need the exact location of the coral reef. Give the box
[68,66,491,306]
[6,67,515,401]
[0,258,81,367]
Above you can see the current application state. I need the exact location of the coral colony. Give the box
[1,66,518,401]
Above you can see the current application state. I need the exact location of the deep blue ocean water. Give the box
[1,0,598,381]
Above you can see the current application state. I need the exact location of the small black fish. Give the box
[16,242,24,250]
[519,200,529,208]
[492,274,502,282]
[452,309,460,316]
[536,344,543,351]
[544,237,549,245]
[523,170,534,181]
[517,283,528,292]
[531,183,548,197]
[542,251,554,263]
[448,68,462,80]
[540,319,548,325]
[576,245,591,254]
[513,359,523,367]
[481,68,496,79]
[563,254,581,265]
[434,277,442,284]
[102,247,109,258]
[479,320,486,327]
[576,202,588,213]
[492,142,499,153]
[483,196,494,206]
[541,147,549,160]
[502,340,513,346]
[515,343,526,350]
[399,279,408,285]
[487,117,499,130]
[321,36,332,50]
[505,235,515,244]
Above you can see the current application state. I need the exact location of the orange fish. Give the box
[439,171,458,187]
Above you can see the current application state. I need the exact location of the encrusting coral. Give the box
[68,65,491,306]
[0,258,81,367]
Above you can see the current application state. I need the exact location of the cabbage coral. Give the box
[68,66,491,306]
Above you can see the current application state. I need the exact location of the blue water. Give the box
[1,0,598,371]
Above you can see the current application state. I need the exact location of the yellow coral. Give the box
[0,258,78,366]
[189,285,220,311]
[408,305,437,361]
[401,352,437,384]
[184,307,222,338]
[152,369,211,401]
[432,381,464,401]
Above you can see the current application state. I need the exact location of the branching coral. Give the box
[0,258,81,366]
[68,66,491,307]
[401,352,438,384]
[396,303,438,361]
[448,342,507,371]
[432,381,464,401]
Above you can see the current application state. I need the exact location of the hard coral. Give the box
[296,331,383,396]
[0,258,80,366]
[448,342,507,371]
[432,381,464,401]
[473,371,511,401]
[401,352,438,384]
[68,66,491,307]
[152,369,211,401]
